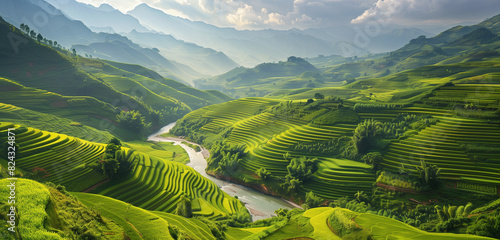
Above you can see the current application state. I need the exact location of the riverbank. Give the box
[206,170,303,209]
[147,122,297,221]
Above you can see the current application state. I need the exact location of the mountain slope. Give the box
[0,17,232,139]
[196,56,321,97]
[44,0,149,34]
[0,0,203,82]
[126,30,239,76]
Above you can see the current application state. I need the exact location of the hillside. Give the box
[195,56,322,98]
[0,0,204,82]
[171,49,500,236]
[0,123,247,219]
[196,14,500,100]
[321,14,500,82]
[0,17,231,139]
[0,178,125,239]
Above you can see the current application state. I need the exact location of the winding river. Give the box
[148,122,299,221]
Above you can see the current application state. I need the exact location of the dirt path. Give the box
[81,179,109,193]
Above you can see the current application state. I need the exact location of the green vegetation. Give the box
[0,179,123,239]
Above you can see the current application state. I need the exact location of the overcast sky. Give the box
[75,0,500,31]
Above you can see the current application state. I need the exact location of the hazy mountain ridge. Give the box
[43,0,240,76]
[44,0,149,34]
[0,0,206,82]
[127,3,342,67]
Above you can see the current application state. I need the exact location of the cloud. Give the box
[352,0,500,26]
[145,0,375,30]
[76,0,500,31]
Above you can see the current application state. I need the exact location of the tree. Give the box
[54,41,58,47]
[314,93,324,100]
[30,30,36,38]
[101,158,120,179]
[354,191,369,203]
[109,137,121,146]
[361,152,383,170]
[306,98,314,104]
[255,167,271,180]
[286,156,317,181]
[116,110,151,135]
[72,48,77,56]
[416,159,440,188]
[305,191,323,208]
[352,119,382,154]
[36,33,43,42]
[176,195,192,218]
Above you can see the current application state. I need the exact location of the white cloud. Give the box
[75,0,500,30]
[351,0,500,26]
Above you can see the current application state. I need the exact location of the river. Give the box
[147,122,298,221]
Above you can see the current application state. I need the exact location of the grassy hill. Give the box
[0,17,232,140]
[195,56,322,98]
[0,123,246,221]
[0,178,124,239]
[1,178,494,239]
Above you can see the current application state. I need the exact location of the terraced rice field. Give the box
[98,152,244,219]
[193,98,280,133]
[0,122,243,218]
[353,209,495,239]
[241,123,357,174]
[222,112,375,199]
[0,122,107,189]
[382,116,500,185]
[357,107,454,121]
[420,83,500,108]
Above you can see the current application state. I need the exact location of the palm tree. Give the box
[352,119,382,154]
[416,159,440,187]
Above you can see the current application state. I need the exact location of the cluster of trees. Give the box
[116,110,151,136]
[87,138,136,180]
[175,195,192,218]
[171,117,211,143]
[434,203,474,232]
[345,115,437,159]
[467,209,500,238]
[303,191,324,209]
[207,142,246,176]
[281,156,317,195]
[19,23,61,48]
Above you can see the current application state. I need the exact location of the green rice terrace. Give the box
[2,9,500,240]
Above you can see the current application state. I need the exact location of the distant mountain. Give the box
[303,25,433,55]
[367,28,433,53]
[0,17,231,138]
[0,0,204,82]
[39,0,239,76]
[72,38,203,83]
[127,4,341,67]
[195,56,321,97]
[0,0,97,47]
[126,30,239,76]
[44,0,149,34]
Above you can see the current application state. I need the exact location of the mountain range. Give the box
[0,0,436,82]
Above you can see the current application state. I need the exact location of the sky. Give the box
[74,0,500,31]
